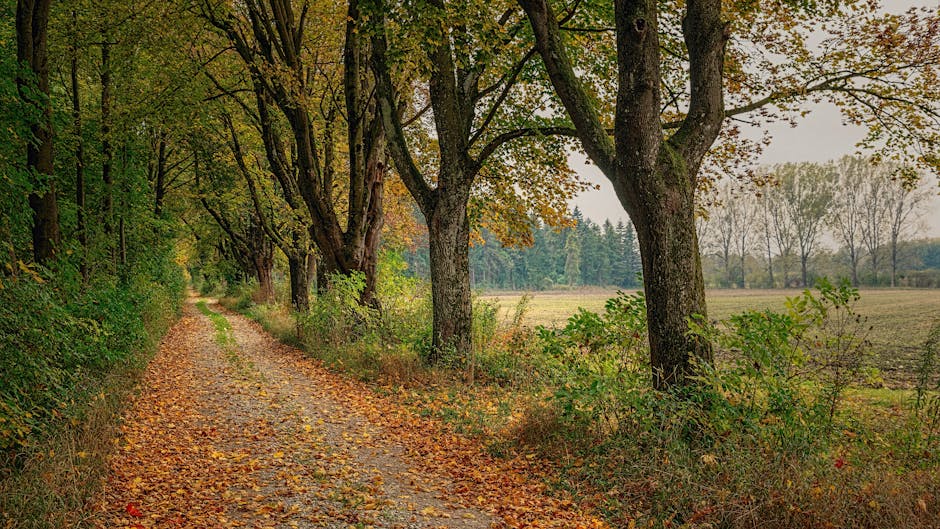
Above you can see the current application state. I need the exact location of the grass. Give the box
[0,362,148,528]
[482,287,940,388]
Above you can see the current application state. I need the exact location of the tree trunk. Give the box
[355,130,386,307]
[119,215,127,266]
[70,13,87,282]
[765,240,774,288]
[890,239,898,288]
[17,0,61,265]
[632,163,712,389]
[850,249,859,287]
[307,251,318,295]
[154,133,167,217]
[288,251,310,312]
[253,253,275,305]
[426,192,472,363]
[801,254,809,287]
[100,40,114,260]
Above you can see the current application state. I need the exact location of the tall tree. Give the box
[564,229,580,286]
[885,170,929,287]
[16,0,61,264]
[829,156,869,286]
[757,193,775,288]
[200,0,387,305]
[68,8,88,281]
[369,0,586,360]
[520,0,939,386]
[860,173,890,284]
[521,0,726,386]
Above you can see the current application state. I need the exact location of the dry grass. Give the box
[0,363,148,529]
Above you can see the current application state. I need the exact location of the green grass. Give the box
[481,288,940,388]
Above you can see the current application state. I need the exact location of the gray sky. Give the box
[571,1,940,238]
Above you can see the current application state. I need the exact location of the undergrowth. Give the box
[224,265,940,529]
[0,258,185,528]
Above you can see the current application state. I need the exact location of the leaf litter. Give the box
[90,299,606,528]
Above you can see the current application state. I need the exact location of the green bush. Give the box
[0,262,184,457]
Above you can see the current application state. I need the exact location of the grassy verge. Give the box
[197,301,257,377]
[0,274,184,528]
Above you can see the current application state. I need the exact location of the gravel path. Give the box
[90,298,494,528]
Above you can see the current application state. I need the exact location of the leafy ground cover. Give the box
[89,298,605,528]
[0,261,184,528]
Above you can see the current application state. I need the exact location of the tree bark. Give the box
[70,11,87,281]
[426,190,473,362]
[800,254,809,287]
[850,248,859,287]
[287,251,310,312]
[633,160,712,389]
[307,251,318,296]
[154,132,167,217]
[17,0,61,265]
[100,40,114,260]
[521,0,724,388]
[253,253,275,305]
[205,0,386,306]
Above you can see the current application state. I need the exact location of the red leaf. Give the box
[126,503,143,517]
[834,456,846,469]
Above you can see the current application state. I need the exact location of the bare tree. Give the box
[829,156,871,286]
[885,173,930,287]
[764,180,798,287]
[777,162,833,287]
[709,182,757,287]
[860,173,891,284]
[757,192,775,287]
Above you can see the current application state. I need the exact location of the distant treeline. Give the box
[404,209,642,290]
[701,237,940,289]
[698,158,938,289]
[403,158,940,291]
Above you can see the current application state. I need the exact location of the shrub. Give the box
[0,262,184,458]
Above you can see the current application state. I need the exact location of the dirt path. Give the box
[89,298,605,529]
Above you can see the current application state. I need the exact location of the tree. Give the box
[885,170,930,287]
[756,193,775,288]
[520,0,939,387]
[200,0,387,306]
[564,229,580,286]
[777,163,833,288]
[860,173,890,284]
[369,0,586,360]
[763,181,798,288]
[829,156,870,286]
[16,0,61,264]
[521,0,726,386]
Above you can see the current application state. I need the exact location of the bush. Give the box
[0,262,184,457]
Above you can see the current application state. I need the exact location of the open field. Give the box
[481,288,940,388]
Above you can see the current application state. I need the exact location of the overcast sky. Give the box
[571,0,940,238]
